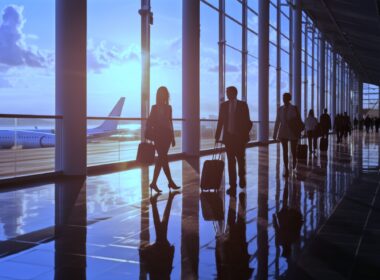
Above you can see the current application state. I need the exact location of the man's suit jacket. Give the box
[215,100,252,144]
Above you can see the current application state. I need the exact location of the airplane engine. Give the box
[40,135,55,148]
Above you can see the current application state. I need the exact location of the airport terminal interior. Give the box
[0,0,380,279]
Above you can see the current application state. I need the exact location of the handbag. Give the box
[288,106,304,138]
[136,141,155,164]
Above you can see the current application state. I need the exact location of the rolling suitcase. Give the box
[200,144,225,191]
[320,137,328,151]
[200,192,224,221]
[136,142,155,164]
[297,144,308,160]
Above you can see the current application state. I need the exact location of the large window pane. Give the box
[151,0,182,118]
[0,2,55,114]
[200,3,219,119]
[87,0,141,117]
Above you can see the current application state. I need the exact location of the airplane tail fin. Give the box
[96,97,125,132]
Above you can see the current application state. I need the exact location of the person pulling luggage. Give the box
[215,86,252,196]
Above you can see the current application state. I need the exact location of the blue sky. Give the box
[0,0,288,120]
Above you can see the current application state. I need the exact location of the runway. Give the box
[0,137,216,179]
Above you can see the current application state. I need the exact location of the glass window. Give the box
[87,0,141,117]
[226,0,242,23]
[0,1,55,114]
[225,47,242,100]
[151,0,182,118]
[226,17,242,50]
[200,2,219,119]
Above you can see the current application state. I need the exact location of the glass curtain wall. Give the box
[0,1,56,179]
[0,0,366,178]
[363,83,380,117]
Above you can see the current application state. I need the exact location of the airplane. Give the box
[0,97,125,149]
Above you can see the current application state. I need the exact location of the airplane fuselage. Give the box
[0,130,55,149]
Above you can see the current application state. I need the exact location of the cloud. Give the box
[0,5,51,68]
[87,39,140,73]
[0,77,11,88]
[208,63,240,73]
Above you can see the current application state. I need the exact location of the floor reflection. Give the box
[0,133,378,279]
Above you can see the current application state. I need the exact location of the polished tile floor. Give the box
[0,132,379,279]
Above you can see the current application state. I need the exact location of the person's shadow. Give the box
[139,191,180,280]
[273,180,303,259]
[216,192,253,279]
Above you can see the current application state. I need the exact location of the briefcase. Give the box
[320,137,328,151]
[297,144,308,160]
[200,192,224,221]
[136,142,155,164]
[200,145,224,191]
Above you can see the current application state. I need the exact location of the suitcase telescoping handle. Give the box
[212,142,224,161]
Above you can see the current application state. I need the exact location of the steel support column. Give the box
[242,0,248,102]
[219,0,226,104]
[56,0,87,175]
[140,0,152,138]
[311,27,315,111]
[316,34,320,117]
[319,35,326,114]
[303,20,308,119]
[331,52,337,122]
[258,0,269,143]
[292,0,302,110]
[276,0,281,109]
[182,0,200,156]
[340,62,345,114]
[289,2,293,92]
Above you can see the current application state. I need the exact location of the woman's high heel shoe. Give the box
[168,181,181,191]
[149,183,162,194]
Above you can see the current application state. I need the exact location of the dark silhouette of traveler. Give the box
[215,86,252,195]
[364,115,371,133]
[353,117,358,130]
[146,86,180,193]
[273,93,301,177]
[139,191,179,279]
[305,109,318,156]
[376,117,380,133]
[334,114,344,143]
[342,112,351,138]
[370,117,375,132]
[319,108,331,139]
[273,180,303,258]
[216,193,252,279]
[359,117,364,131]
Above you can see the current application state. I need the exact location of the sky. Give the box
[0,0,292,121]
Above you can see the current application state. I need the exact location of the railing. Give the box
[0,114,277,179]
[0,114,62,180]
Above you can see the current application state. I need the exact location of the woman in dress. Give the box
[146,86,180,193]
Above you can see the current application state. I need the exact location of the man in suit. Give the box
[319,108,332,139]
[215,86,252,195]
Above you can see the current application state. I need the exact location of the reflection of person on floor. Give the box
[273,180,303,258]
[140,192,179,280]
[216,193,253,279]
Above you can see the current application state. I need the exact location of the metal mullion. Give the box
[247,26,258,36]
[225,12,243,26]
[200,0,219,11]
[247,5,258,16]
[280,33,290,40]
[226,43,243,53]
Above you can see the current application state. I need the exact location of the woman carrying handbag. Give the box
[145,86,180,193]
